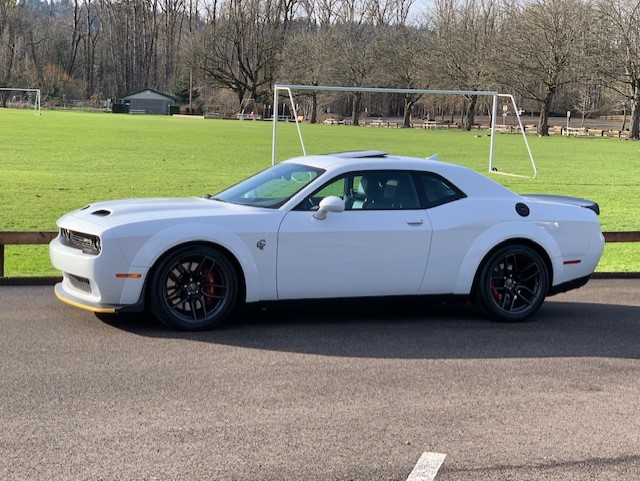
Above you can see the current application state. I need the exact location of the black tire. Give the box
[474,244,549,322]
[148,245,238,330]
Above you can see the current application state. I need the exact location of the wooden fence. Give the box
[1,230,639,285]
[0,231,59,285]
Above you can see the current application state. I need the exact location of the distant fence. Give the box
[1,230,639,285]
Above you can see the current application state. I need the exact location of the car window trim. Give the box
[215,163,326,209]
[294,169,434,211]
[415,171,467,209]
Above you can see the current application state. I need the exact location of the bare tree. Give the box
[376,24,434,127]
[370,0,433,128]
[327,0,387,125]
[0,0,24,103]
[0,0,633,125]
[597,0,640,139]
[501,0,591,136]
[161,0,186,92]
[431,0,500,130]
[571,81,603,127]
[194,0,297,107]
[65,0,83,78]
[82,0,100,98]
[277,7,333,123]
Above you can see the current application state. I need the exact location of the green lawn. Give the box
[1,109,638,275]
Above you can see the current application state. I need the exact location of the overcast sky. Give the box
[409,0,433,24]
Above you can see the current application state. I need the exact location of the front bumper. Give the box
[50,234,147,309]
[54,283,119,313]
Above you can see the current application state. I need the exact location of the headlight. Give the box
[59,228,102,255]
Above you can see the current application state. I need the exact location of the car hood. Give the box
[59,197,258,229]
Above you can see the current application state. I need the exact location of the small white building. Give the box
[121,89,177,115]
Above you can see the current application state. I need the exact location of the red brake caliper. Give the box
[490,266,502,302]
[204,271,216,307]
[490,280,501,302]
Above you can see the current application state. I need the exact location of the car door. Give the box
[276,171,432,300]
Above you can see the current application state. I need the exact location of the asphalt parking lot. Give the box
[1,279,639,480]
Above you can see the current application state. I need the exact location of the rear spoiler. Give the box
[521,194,600,215]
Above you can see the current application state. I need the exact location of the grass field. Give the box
[1,109,639,275]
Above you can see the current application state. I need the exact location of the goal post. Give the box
[272,84,536,178]
[0,88,41,115]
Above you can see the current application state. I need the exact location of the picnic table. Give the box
[369,119,387,127]
[421,120,446,129]
[564,127,591,137]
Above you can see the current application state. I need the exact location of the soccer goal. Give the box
[271,84,536,179]
[0,88,41,115]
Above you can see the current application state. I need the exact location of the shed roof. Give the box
[122,88,177,101]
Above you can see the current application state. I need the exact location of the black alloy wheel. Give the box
[474,244,549,322]
[149,245,238,330]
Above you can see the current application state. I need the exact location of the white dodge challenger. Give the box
[50,151,604,330]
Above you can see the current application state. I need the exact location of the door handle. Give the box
[406,219,424,226]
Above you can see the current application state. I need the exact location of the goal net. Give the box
[271,84,536,178]
[0,88,41,115]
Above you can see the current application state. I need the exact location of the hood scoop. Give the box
[91,209,112,217]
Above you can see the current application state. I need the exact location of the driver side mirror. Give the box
[313,196,345,220]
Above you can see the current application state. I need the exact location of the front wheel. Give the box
[148,245,238,330]
[474,245,549,322]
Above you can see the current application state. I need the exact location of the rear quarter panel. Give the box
[419,197,602,295]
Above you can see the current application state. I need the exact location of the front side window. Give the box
[214,163,324,208]
[298,171,421,211]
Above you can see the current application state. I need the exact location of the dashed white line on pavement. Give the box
[406,452,447,481]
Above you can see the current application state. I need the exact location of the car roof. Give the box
[282,151,516,198]
[283,151,439,170]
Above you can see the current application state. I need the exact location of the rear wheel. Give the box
[474,244,549,322]
[148,245,238,330]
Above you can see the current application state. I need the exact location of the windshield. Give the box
[213,163,324,208]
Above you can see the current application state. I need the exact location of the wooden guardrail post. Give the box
[0,231,58,277]
[603,231,640,243]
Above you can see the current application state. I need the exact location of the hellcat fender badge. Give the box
[257,239,266,250]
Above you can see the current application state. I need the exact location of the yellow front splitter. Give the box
[54,284,117,314]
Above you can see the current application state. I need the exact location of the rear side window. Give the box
[419,173,466,208]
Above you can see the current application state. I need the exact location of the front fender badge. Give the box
[257,239,266,250]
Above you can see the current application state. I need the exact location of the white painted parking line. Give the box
[406,452,447,481]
